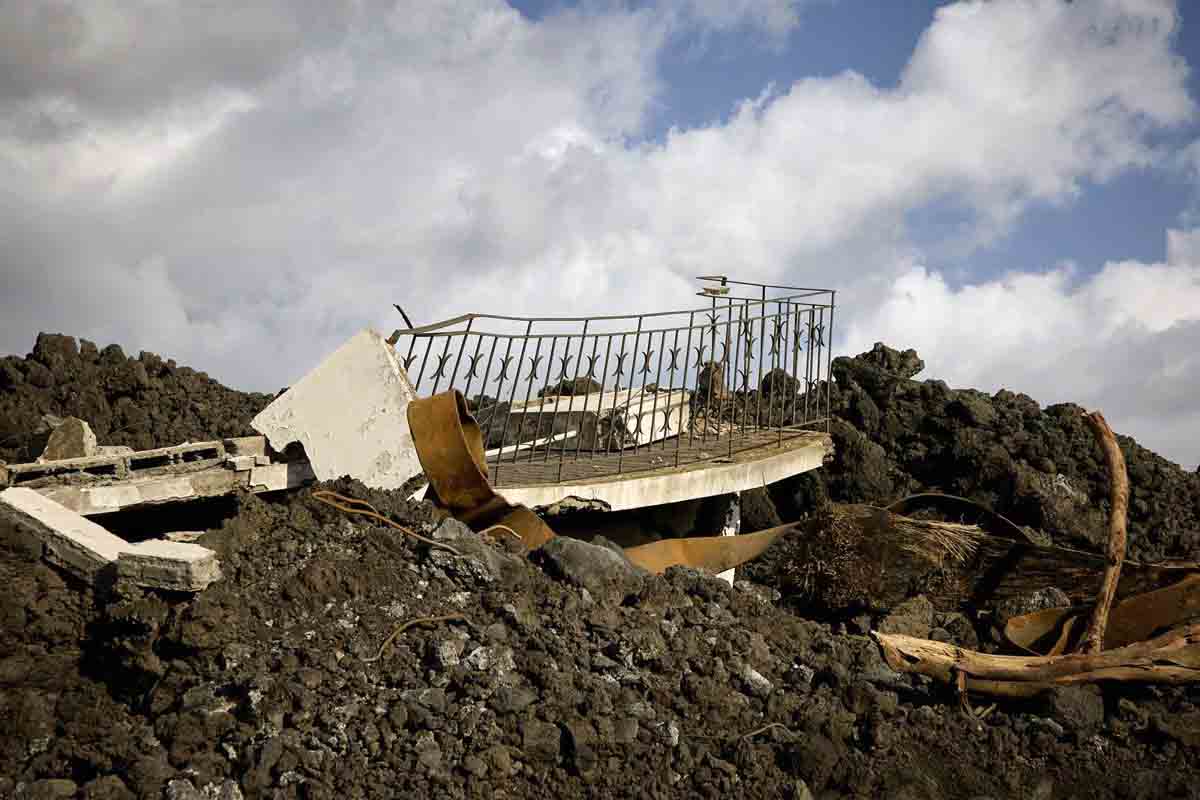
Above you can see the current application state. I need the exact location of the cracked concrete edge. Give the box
[0,487,221,591]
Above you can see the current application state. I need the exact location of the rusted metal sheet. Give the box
[406,389,795,574]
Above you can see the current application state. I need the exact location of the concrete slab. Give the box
[226,455,256,471]
[249,462,317,492]
[118,539,221,591]
[36,460,316,516]
[252,328,423,490]
[1,487,222,591]
[0,487,127,581]
[508,388,690,449]
[502,431,831,512]
[3,440,227,489]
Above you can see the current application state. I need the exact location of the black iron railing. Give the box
[391,276,835,487]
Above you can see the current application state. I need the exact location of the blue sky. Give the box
[513,0,1200,278]
[2,0,1198,467]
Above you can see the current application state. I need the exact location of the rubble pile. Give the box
[0,333,272,464]
[6,480,1200,800]
[772,343,1200,563]
[3,334,1200,799]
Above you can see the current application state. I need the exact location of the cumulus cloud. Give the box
[845,227,1200,469]
[0,0,1197,466]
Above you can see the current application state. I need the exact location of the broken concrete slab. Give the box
[0,487,222,591]
[248,462,316,492]
[251,328,423,490]
[0,487,127,581]
[164,531,207,543]
[3,440,229,490]
[40,417,97,461]
[118,539,221,591]
[226,455,256,471]
[504,388,691,451]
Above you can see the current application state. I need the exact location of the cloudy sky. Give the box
[2,0,1199,469]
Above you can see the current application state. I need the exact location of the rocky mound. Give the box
[5,481,1200,800]
[0,333,272,464]
[3,334,1200,799]
[771,343,1200,565]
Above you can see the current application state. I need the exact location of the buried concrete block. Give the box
[0,486,126,581]
[251,328,423,490]
[0,487,221,591]
[118,539,222,591]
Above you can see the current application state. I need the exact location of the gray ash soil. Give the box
[6,483,1200,800]
[3,334,1200,799]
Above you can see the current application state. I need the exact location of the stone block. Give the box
[118,539,222,591]
[40,417,98,461]
[226,455,256,471]
[251,328,423,490]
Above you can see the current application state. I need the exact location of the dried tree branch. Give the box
[874,623,1200,697]
[1077,410,1130,655]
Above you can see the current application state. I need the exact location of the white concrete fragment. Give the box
[118,539,222,591]
[2,487,223,591]
[164,531,207,543]
[0,487,126,580]
[226,455,256,471]
[509,388,690,448]
[254,454,271,466]
[251,328,423,490]
[248,462,315,492]
[716,492,741,586]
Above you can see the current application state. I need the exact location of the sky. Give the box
[1,0,1199,469]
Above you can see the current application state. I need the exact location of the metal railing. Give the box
[391,276,835,487]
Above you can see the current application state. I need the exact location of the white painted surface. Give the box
[1,487,223,590]
[510,388,691,447]
[0,487,127,578]
[501,433,830,512]
[118,539,222,591]
[716,492,741,585]
[251,328,423,490]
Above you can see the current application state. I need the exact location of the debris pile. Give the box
[0,333,272,464]
[755,342,1200,566]
[7,479,1200,799]
[3,333,1200,799]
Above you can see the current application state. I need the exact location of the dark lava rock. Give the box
[877,596,934,638]
[858,342,925,379]
[539,377,602,397]
[535,535,645,604]
[1,332,271,462]
[1048,686,1105,738]
[994,587,1071,626]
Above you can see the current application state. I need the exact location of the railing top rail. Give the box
[696,275,838,294]
[394,287,835,337]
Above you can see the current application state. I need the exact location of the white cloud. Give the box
[1,0,1197,467]
[845,227,1200,469]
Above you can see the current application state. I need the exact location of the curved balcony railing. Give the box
[390,276,835,487]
